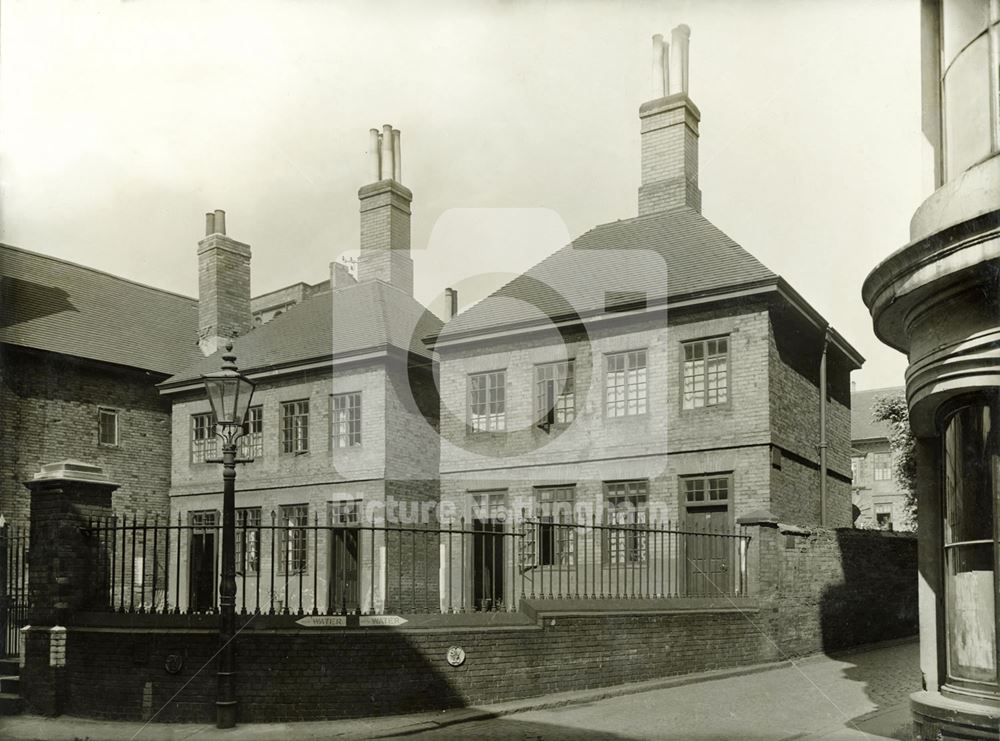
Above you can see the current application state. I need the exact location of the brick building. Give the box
[157,127,442,614]
[429,27,863,608]
[850,385,913,531]
[0,244,203,528]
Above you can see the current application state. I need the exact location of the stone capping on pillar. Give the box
[26,460,121,488]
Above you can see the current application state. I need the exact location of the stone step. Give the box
[0,693,22,716]
[0,659,19,677]
[0,676,19,694]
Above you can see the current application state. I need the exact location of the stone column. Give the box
[21,461,118,716]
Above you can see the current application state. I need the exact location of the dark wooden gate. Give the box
[329,528,360,613]
[188,511,217,612]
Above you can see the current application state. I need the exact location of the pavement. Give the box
[0,638,919,741]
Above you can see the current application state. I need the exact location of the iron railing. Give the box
[85,513,751,616]
[0,524,29,656]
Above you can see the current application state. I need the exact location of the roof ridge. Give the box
[1,242,198,304]
[852,385,905,394]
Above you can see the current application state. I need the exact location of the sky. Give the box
[0,0,926,390]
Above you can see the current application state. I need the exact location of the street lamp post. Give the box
[201,342,255,730]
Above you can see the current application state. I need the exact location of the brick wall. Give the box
[752,524,918,656]
[52,605,772,722]
[0,345,171,528]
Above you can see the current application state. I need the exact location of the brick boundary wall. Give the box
[19,472,917,723]
[30,604,772,723]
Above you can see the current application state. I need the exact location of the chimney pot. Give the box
[368,128,381,183]
[214,209,226,236]
[445,287,458,318]
[380,124,394,180]
[205,212,215,236]
[651,34,666,99]
[392,129,401,182]
[668,25,691,95]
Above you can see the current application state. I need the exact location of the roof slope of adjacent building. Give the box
[0,243,202,375]
[434,206,780,342]
[851,386,905,441]
[162,280,443,387]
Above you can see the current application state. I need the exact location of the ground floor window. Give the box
[604,480,648,564]
[942,394,998,696]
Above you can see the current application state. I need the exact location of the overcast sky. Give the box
[0,0,924,390]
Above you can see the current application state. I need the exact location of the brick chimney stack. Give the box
[638,25,702,216]
[357,124,414,296]
[197,209,252,356]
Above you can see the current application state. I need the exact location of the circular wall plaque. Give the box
[446,646,466,667]
[164,654,184,674]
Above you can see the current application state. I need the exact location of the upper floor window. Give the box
[682,337,729,410]
[536,361,575,426]
[278,504,309,574]
[331,392,362,448]
[606,350,647,417]
[191,412,217,463]
[239,406,264,459]
[281,400,309,454]
[469,371,506,432]
[98,407,119,447]
[872,452,892,481]
[851,456,865,483]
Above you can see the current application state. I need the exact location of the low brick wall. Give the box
[27,601,772,723]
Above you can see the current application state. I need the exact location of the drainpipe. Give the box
[819,327,830,526]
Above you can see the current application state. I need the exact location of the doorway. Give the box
[472,491,506,611]
[681,475,733,596]
[329,501,360,614]
[188,510,218,612]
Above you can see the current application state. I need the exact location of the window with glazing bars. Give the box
[536,361,575,426]
[604,481,648,563]
[682,337,729,409]
[331,500,360,526]
[235,507,261,574]
[606,350,647,417]
[683,475,730,504]
[281,400,309,454]
[872,452,892,481]
[278,504,308,574]
[98,407,119,446]
[536,486,575,566]
[239,406,264,459]
[191,412,217,463]
[469,371,506,432]
[331,392,362,448]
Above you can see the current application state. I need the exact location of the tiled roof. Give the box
[851,386,905,441]
[433,207,779,343]
[0,243,201,375]
[163,280,442,386]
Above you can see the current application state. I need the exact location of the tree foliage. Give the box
[871,394,917,520]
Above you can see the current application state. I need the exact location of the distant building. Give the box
[850,386,912,531]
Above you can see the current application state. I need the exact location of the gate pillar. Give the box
[21,460,118,716]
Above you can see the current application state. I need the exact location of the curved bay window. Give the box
[942,393,999,697]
